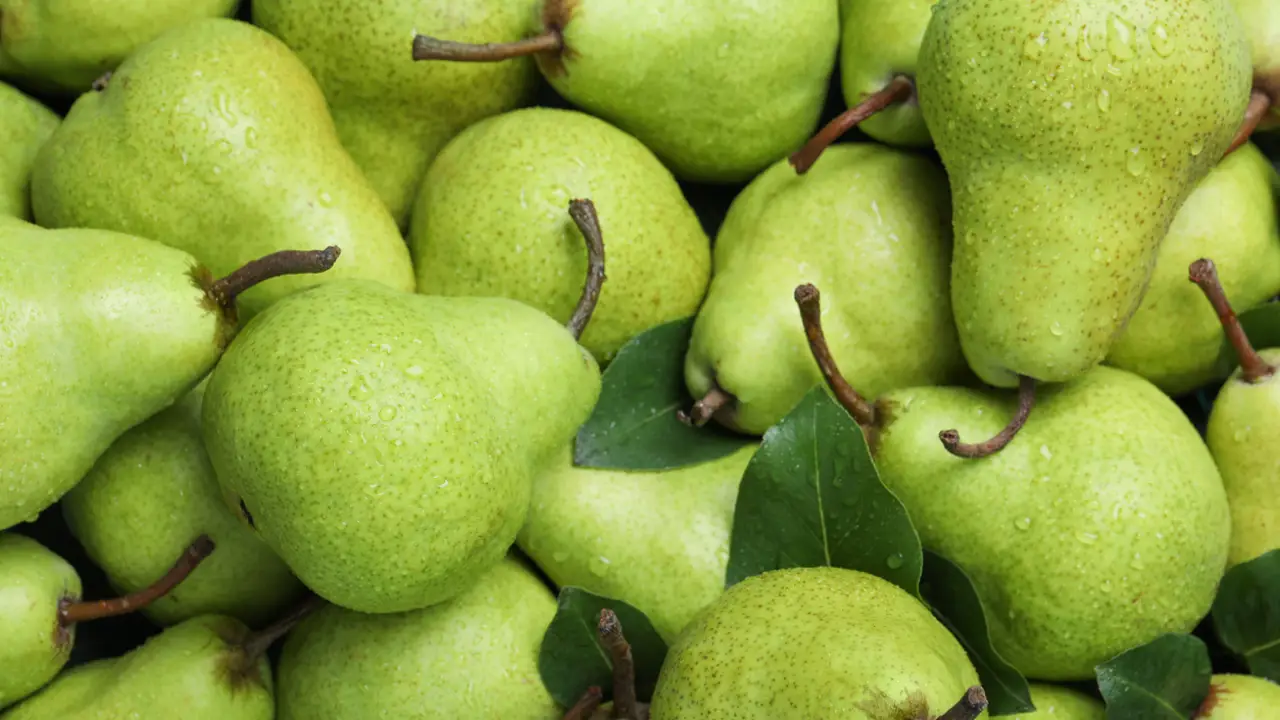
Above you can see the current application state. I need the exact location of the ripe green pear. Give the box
[411,108,710,362]
[873,366,1230,680]
[0,534,80,709]
[202,280,601,613]
[918,0,1253,387]
[519,444,757,642]
[839,0,938,146]
[685,143,963,434]
[1106,143,1280,395]
[276,557,558,719]
[0,0,238,94]
[0,82,57,221]
[253,0,539,227]
[30,18,414,318]
[1194,674,1280,718]
[1010,684,1104,719]
[649,567,982,718]
[1232,0,1280,130]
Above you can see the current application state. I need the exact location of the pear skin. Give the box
[1194,674,1280,719]
[0,534,80,709]
[839,0,938,146]
[0,82,58,221]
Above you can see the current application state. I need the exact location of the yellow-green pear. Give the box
[1194,674,1280,718]
[839,0,937,146]
[1231,0,1280,131]
[1009,683,1104,719]
[0,82,57,221]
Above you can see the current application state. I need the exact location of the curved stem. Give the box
[207,246,341,316]
[562,687,603,720]
[939,376,1036,459]
[938,686,988,720]
[1189,258,1275,382]
[793,284,877,427]
[239,594,327,663]
[678,385,733,428]
[598,609,638,720]
[58,535,215,625]
[789,75,915,174]
[566,199,607,341]
[1224,88,1273,158]
[412,32,561,62]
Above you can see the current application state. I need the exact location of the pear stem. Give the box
[789,75,915,174]
[411,31,562,62]
[939,376,1036,459]
[561,686,604,720]
[1224,88,1273,158]
[794,284,877,428]
[239,594,327,664]
[91,71,113,92]
[207,246,341,315]
[1189,258,1275,383]
[937,686,988,720]
[566,199,607,341]
[598,609,639,720]
[677,385,733,428]
[58,535,215,625]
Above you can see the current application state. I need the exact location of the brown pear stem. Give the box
[58,535,215,625]
[1189,258,1275,382]
[207,246,341,314]
[598,609,638,720]
[937,686,988,720]
[1224,88,1273,158]
[789,75,915,174]
[411,31,561,62]
[91,71,113,92]
[566,199,607,341]
[939,375,1036,459]
[794,284,877,427]
[239,594,327,664]
[562,687,604,720]
[677,385,733,428]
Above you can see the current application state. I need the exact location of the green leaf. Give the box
[574,317,752,471]
[724,386,922,597]
[1095,633,1211,719]
[919,551,1034,716]
[1212,549,1280,682]
[537,587,669,708]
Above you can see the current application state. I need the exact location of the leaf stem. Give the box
[793,284,877,427]
[58,535,215,625]
[789,76,915,174]
[1223,88,1273,158]
[937,686,988,720]
[598,609,638,720]
[566,199,607,341]
[561,686,603,720]
[411,31,562,62]
[1189,258,1275,383]
[939,376,1036,459]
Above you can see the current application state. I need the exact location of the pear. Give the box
[252,0,540,227]
[30,18,414,318]
[684,143,963,435]
[519,444,757,642]
[1230,0,1280,136]
[0,532,214,709]
[648,566,985,718]
[1194,674,1280,718]
[276,557,558,719]
[61,381,304,628]
[1106,143,1280,395]
[0,83,57,221]
[411,0,839,183]
[411,107,711,362]
[918,0,1253,388]
[1009,684,1104,719]
[0,0,239,94]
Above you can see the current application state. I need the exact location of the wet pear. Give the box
[0,82,57,221]
[1010,684,1104,719]
[1231,0,1280,131]
[1194,674,1280,718]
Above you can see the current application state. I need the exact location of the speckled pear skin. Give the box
[411,108,710,363]
[0,0,239,94]
[918,0,1253,388]
[840,0,938,146]
[540,0,839,183]
[276,557,558,720]
[253,0,539,228]
[1196,674,1280,718]
[0,225,226,532]
[518,444,756,643]
[1107,143,1280,395]
[0,83,57,221]
[61,383,304,628]
[1009,683,1104,719]
[1232,0,1280,129]
[2,614,273,720]
[0,534,80,709]
[1206,349,1280,567]
[685,144,963,435]
[202,280,601,613]
[874,366,1231,680]
[30,18,414,319]
[649,567,982,719]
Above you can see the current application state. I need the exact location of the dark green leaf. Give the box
[1213,302,1280,378]
[724,386,922,597]
[1212,549,1280,682]
[1095,633,1211,719]
[537,587,669,708]
[574,318,752,471]
[919,551,1034,716]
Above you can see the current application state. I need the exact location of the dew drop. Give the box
[216,139,234,155]
[1049,322,1065,337]
[1106,14,1136,61]
[1149,22,1173,57]
[589,556,611,576]
[1233,426,1251,442]
[1099,579,1113,594]
[1077,25,1096,60]
[244,126,259,149]
[1096,88,1112,112]
[1014,517,1032,531]
[319,192,335,207]
[349,380,374,402]
[378,406,397,422]
[1190,138,1205,157]
[1091,247,1105,262]
[1130,553,1146,570]
[1022,32,1048,59]
[1075,531,1099,544]
[963,231,976,246]
[1126,146,1147,176]
[885,553,905,570]
[404,365,424,377]
[1040,444,1054,460]
[552,550,570,563]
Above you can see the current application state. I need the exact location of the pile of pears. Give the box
[2,0,1280,717]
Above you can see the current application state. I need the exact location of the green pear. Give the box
[0,82,57,221]
[411,107,711,362]
[202,278,602,613]
[0,0,239,94]
[684,143,963,435]
[839,0,937,146]
[519,444,757,642]
[276,557,558,719]
[872,366,1230,680]
[252,0,540,227]
[649,566,984,718]
[412,0,839,183]
[1106,143,1280,395]
[30,18,414,318]
[61,382,304,628]
[1009,684,1104,719]
[1232,0,1280,130]
[918,0,1253,388]
[1194,674,1280,718]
